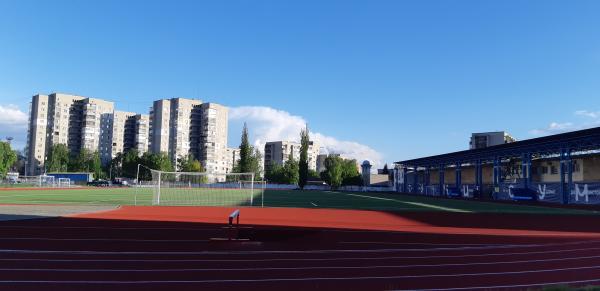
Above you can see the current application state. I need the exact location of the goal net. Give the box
[147,169,264,207]
[57,178,71,188]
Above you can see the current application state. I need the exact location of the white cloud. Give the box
[575,110,600,119]
[0,104,28,129]
[0,104,28,150]
[530,110,600,136]
[229,106,384,169]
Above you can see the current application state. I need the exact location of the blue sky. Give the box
[1,0,600,167]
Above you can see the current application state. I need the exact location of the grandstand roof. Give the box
[396,126,600,167]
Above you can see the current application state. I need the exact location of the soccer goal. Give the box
[148,169,264,207]
[57,178,71,188]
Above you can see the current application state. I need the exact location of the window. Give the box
[551,166,558,175]
[541,166,548,174]
[573,161,581,173]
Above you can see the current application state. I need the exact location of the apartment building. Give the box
[469,131,516,149]
[225,147,241,173]
[110,112,149,159]
[26,93,115,174]
[198,103,229,174]
[264,140,320,171]
[149,98,229,174]
[28,94,230,175]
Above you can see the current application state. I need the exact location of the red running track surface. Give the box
[0,206,599,290]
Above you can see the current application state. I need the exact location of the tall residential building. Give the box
[149,98,229,174]
[264,140,320,171]
[225,147,241,173]
[469,131,516,150]
[110,112,149,159]
[26,93,115,174]
[199,103,229,174]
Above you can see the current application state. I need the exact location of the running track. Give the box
[0,206,599,290]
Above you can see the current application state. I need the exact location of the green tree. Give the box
[237,123,252,173]
[178,154,204,172]
[245,148,263,180]
[47,144,69,172]
[283,157,299,185]
[321,155,343,189]
[320,155,362,188]
[136,152,173,181]
[69,148,92,172]
[0,142,17,179]
[341,159,362,186]
[308,169,320,180]
[232,124,263,181]
[108,152,124,179]
[265,163,285,183]
[89,151,104,179]
[298,125,310,189]
[121,149,140,178]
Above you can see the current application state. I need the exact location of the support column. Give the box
[455,162,462,193]
[560,149,567,204]
[439,164,445,196]
[424,167,430,194]
[402,166,408,193]
[567,150,573,202]
[521,153,530,188]
[475,159,482,190]
[493,157,501,200]
[413,167,419,193]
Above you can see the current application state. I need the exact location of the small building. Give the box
[46,172,94,184]
[470,131,516,149]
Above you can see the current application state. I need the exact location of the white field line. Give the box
[0,265,600,284]
[329,192,471,213]
[3,254,600,272]
[1,246,599,262]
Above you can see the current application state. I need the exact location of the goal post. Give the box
[57,178,71,188]
[148,169,264,207]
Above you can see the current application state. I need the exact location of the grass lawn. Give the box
[0,187,596,215]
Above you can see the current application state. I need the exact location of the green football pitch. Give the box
[0,187,596,215]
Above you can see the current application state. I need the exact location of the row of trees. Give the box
[320,155,362,188]
[232,124,263,180]
[46,144,104,179]
[257,124,363,189]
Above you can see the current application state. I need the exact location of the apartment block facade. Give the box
[148,98,229,174]
[27,94,231,176]
[111,111,149,159]
[26,93,115,174]
[26,93,147,175]
[264,140,320,171]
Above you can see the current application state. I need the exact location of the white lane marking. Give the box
[3,254,600,272]
[395,278,600,291]
[0,242,586,255]
[1,246,599,262]
[338,241,516,246]
[0,265,600,284]
[0,237,209,242]
[310,202,317,207]
[331,192,471,213]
